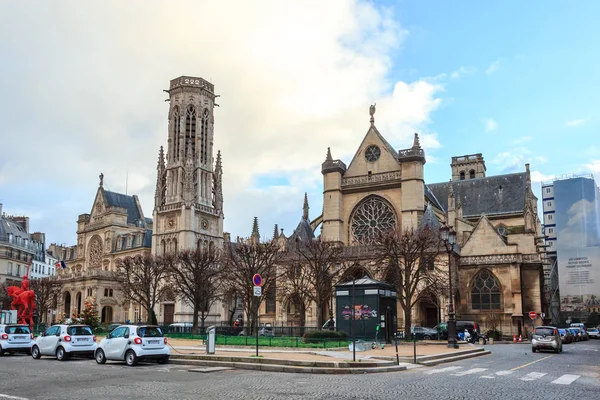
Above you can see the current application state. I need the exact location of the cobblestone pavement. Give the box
[0,340,598,400]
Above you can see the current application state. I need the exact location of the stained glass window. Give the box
[350,196,396,245]
[471,270,501,310]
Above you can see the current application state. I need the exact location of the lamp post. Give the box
[440,223,459,349]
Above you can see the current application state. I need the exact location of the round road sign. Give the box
[253,274,263,286]
[529,311,537,319]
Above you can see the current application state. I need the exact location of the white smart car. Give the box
[0,324,34,356]
[95,325,170,366]
[31,324,97,361]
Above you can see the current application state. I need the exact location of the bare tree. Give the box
[114,253,172,325]
[278,258,312,328]
[222,240,281,333]
[170,247,224,333]
[29,278,60,324]
[290,238,344,327]
[376,227,447,335]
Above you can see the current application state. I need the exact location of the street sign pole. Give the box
[252,274,263,358]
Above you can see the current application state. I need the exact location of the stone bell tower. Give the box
[152,76,224,256]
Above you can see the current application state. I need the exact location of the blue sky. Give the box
[0,1,599,245]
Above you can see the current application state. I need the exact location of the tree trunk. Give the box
[200,310,207,332]
[316,298,325,328]
[404,306,412,340]
[192,304,200,334]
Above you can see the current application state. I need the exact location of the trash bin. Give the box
[206,325,216,355]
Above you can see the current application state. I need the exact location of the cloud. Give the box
[483,118,498,132]
[511,136,532,145]
[557,199,600,248]
[583,160,600,174]
[0,1,444,245]
[491,147,547,173]
[485,60,500,75]
[565,118,589,127]
[450,66,477,79]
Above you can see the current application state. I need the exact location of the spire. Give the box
[525,163,531,186]
[302,192,309,220]
[412,133,421,149]
[272,224,279,240]
[154,147,167,208]
[99,173,104,187]
[215,150,223,173]
[448,179,454,198]
[213,150,224,214]
[369,103,376,126]
[157,146,165,171]
[326,147,333,161]
[251,217,260,242]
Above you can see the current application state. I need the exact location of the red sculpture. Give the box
[7,263,36,329]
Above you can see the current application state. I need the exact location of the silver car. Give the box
[532,326,562,353]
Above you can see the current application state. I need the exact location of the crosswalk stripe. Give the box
[551,374,580,385]
[425,366,463,375]
[480,376,495,379]
[520,372,547,381]
[451,368,488,376]
[495,370,514,376]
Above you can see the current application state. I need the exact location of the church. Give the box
[259,104,544,337]
[53,75,544,337]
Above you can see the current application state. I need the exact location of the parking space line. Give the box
[520,372,547,381]
[0,394,30,400]
[425,366,463,374]
[451,368,488,376]
[551,374,580,385]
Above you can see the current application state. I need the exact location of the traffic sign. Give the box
[529,311,537,319]
[253,274,263,286]
[253,286,262,297]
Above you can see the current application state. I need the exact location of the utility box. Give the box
[206,325,216,355]
[335,277,397,343]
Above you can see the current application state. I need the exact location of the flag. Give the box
[60,261,67,269]
[55,261,61,268]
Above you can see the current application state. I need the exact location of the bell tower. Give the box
[152,76,224,255]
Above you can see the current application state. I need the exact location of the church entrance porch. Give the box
[416,292,440,328]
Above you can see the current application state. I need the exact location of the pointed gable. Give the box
[344,124,400,178]
[89,187,106,220]
[461,215,517,256]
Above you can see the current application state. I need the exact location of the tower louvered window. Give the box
[201,108,209,164]
[172,106,181,161]
[185,105,196,159]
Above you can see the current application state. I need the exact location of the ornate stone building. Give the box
[152,76,226,325]
[262,106,543,337]
[53,174,153,324]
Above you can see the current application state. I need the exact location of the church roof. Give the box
[419,203,441,230]
[104,190,143,225]
[427,172,527,217]
[289,219,315,242]
[424,185,444,211]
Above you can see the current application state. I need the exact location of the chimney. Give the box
[0,203,2,215]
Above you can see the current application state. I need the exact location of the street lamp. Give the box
[440,223,459,349]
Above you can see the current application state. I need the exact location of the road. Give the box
[0,339,598,399]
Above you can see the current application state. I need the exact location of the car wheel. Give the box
[56,346,68,361]
[7,351,15,355]
[157,356,169,364]
[0,345,4,356]
[554,347,560,354]
[31,346,41,359]
[532,347,537,353]
[424,335,431,340]
[125,350,137,366]
[95,349,106,364]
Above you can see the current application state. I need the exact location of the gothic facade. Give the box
[260,106,543,337]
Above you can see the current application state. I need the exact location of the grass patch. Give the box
[164,334,350,349]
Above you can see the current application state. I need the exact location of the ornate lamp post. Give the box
[440,224,458,349]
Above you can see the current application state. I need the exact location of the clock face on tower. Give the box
[168,219,175,229]
[201,219,209,230]
[365,145,381,162]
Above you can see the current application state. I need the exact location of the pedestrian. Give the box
[324,316,335,331]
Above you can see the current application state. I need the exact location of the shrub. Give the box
[303,330,348,343]
[486,328,502,341]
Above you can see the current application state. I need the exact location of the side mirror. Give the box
[124,334,129,339]
[106,333,111,339]
[40,332,46,337]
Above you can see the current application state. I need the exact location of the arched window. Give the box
[101,306,114,323]
[471,270,501,310]
[340,264,372,282]
[350,195,397,245]
[201,108,209,164]
[469,169,475,179]
[172,106,181,161]
[185,105,196,159]
[161,240,166,255]
[459,171,466,180]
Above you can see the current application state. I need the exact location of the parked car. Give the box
[532,326,562,353]
[410,326,439,340]
[557,328,573,344]
[259,327,274,337]
[0,324,34,356]
[433,321,481,341]
[31,324,97,361]
[95,325,169,366]
[587,328,599,339]
[567,328,580,342]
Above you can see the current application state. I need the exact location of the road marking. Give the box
[451,368,488,376]
[0,394,30,400]
[510,355,554,371]
[480,376,495,379]
[495,370,515,376]
[425,366,463,374]
[520,372,547,381]
[551,374,580,385]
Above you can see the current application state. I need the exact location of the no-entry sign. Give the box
[529,311,537,319]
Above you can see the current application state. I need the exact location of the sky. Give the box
[1,0,599,246]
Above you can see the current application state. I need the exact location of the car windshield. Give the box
[67,326,93,336]
[589,328,598,332]
[534,327,555,336]
[558,329,566,334]
[138,326,164,338]
[6,325,31,334]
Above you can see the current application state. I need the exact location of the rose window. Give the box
[351,196,396,244]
